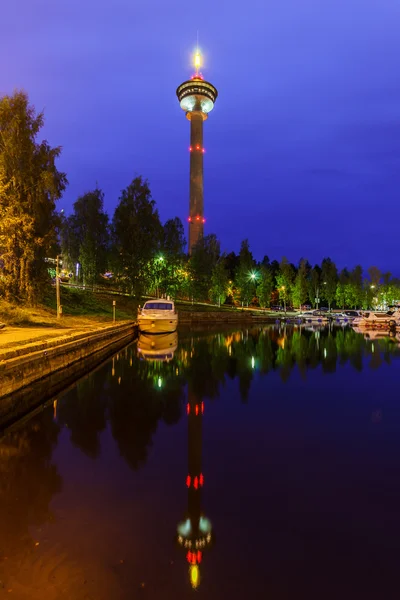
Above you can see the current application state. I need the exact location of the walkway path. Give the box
[0,324,107,355]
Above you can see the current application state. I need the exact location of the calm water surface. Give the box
[1,325,400,599]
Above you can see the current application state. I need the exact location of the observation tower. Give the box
[176,50,218,253]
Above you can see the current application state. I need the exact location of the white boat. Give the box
[137,299,178,334]
[297,310,329,324]
[331,310,361,324]
[352,306,400,329]
[137,332,178,361]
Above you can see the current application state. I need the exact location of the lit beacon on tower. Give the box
[176,49,218,253]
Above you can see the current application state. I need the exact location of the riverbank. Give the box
[179,310,280,324]
[0,321,136,429]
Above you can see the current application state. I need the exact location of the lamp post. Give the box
[280,285,286,313]
[56,255,62,319]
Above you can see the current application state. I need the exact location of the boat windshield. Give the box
[143,302,173,310]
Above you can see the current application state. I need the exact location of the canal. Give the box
[1,325,400,599]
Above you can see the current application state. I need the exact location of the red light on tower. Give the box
[186,403,190,415]
[202,148,205,153]
[186,475,191,488]
[202,218,206,224]
[194,476,199,489]
[196,144,200,150]
[189,146,193,152]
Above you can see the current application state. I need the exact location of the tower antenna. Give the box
[195,31,200,75]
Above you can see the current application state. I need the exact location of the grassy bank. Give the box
[0,286,137,328]
[0,284,275,328]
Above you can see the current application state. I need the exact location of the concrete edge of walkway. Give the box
[0,321,135,362]
[0,322,138,430]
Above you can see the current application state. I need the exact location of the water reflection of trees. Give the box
[0,410,62,558]
[57,347,185,470]
[55,326,400,471]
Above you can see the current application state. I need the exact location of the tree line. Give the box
[1,91,399,309]
[58,184,400,310]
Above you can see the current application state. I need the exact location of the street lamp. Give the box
[56,254,62,319]
[280,285,286,313]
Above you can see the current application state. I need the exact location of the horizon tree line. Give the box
[1,91,399,310]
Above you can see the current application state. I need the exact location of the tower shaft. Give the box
[189,112,204,253]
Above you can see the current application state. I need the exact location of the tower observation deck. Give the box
[176,51,218,253]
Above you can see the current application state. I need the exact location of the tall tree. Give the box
[276,257,295,311]
[346,265,363,308]
[336,268,349,309]
[151,217,187,298]
[321,257,338,310]
[209,255,229,306]
[235,239,256,307]
[0,91,67,303]
[111,176,162,296]
[292,259,309,308]
[162,217,186,257]
[307,265,321,308]
[368,266,381,288]
[189,234,220,301]
[224,251,239,281]
[61,188,109,285]
[257,262,274,308]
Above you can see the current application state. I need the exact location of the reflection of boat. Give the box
[137,332,178,361]
[137,299,178,333]
[352,306,400,329]
[353,328,400,342]
[298,310,329,324]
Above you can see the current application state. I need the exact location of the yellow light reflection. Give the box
[189,565,200,589]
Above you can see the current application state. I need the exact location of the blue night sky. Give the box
[2,0,400,273]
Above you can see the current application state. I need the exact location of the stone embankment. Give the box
[179,311,276,325]
[0,322,136,429]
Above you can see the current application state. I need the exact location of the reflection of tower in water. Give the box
[176,388,213,589]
